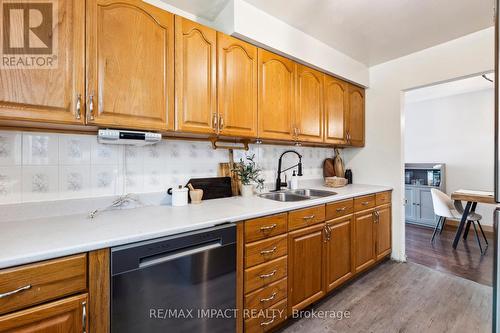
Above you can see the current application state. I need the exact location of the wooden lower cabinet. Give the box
[324,216,354,292]
[376,204,392,260]
[288,224,325,312]
[0,294,88,333]
[354,208,376,273]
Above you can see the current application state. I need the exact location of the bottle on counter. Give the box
[290,170,299,190]
[345,169,353,184]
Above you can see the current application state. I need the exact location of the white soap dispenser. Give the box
[290,170,299,190]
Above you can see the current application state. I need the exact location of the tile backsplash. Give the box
[0,130,335,204]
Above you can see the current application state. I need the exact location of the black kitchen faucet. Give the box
[275,150,303,191]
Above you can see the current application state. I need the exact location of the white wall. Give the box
[405,88,495,225]
[343,27,494,261]
[145,0,369,86]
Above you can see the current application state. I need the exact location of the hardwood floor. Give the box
[405,223,493,286]
[279,261,492,333]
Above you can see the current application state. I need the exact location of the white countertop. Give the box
[0,183,391,269]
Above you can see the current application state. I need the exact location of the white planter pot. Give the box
[240,184,255,197]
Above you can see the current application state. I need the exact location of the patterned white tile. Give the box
[59,134,91,165]
[124,163,144,193]
[22,166,59,202]
[90,138,120,165]
[143,144,162,166]
[91,165,118,196]
[59,165,90,198]
[22,132,59,165]
[125,146,144,165]
[0,131,21,166]
[143,164,166,192]
[0,167,21,203]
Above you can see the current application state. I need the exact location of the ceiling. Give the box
[405,73,494,104]
[244,0,494,65]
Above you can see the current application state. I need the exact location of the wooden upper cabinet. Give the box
[295,65,323,143]
[175,17,217,134]
[324,75,348,144]
[354,209,376,273]
[258,49,295,141]
[347,84,365,147]
[376,204,392,260]
[0,1,85,125]
[217,33,257,138]
[0,294,87,332]
[86,0,174,131]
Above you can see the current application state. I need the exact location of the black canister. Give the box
[345,169,352,184]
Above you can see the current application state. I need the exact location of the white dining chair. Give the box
[430,189,487,253]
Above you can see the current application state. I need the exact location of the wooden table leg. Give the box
[453,201,472,249]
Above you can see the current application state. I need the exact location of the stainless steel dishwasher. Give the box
[111,224,236,333]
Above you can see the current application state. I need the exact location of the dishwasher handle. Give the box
[111,224,236,275]
[139,241,222,268]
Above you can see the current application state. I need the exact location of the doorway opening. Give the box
[403,73,495,286]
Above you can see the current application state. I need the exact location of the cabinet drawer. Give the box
[376,191,392,206]
[326,199,354,220]
[288,205,325,231]
[245,213,287,243]
[354,195,376,211]
[0,293,88,332]
[244,277,287,313]
[245,257,287,294]
[0,254,87,315]
[245,235,287,268]
[244,298,287,333]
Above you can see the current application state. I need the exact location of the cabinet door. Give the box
[323,75,348,144]
[416,188,436,226]
[258,49,295,140]
[295,65,323,143]
[288,224,325,312]
[404,187,417,221]
[86,0,173,131]
[217,33,257,137]
[175,17,216,134]
[376,205,391,260]
[324,217,353,292]
[0,294,87,332]
[347,84,365,147]
[354,209,375,273]
[0,1,85,125]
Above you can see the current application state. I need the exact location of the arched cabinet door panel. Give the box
[324,75,348,144]
[347,84,365,147]
[295,65,323,143]
[217,33,257,138]
[0,1,85,125]
[175,17,216,134]
[258,49,295,141]
[86,0,174,130]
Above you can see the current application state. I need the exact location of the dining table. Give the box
[451,189,497,249]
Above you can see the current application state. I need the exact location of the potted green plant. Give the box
[233,154,265,197]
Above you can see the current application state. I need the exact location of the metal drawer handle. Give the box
[361,201,370,206]
[75,94,81,120]
[260,270,277,279]
[336,207,346,212]
[303,214,315,220]
[260,246,277,255]
[0,284,31,299]
[260,292,277,303]
[82,301,87,333]
[260,224,277,232]
[260,316,276,326]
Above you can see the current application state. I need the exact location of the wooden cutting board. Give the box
[323,158,335,178]
[218,149,239,196]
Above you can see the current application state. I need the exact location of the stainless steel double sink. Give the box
[258,189,337,202]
